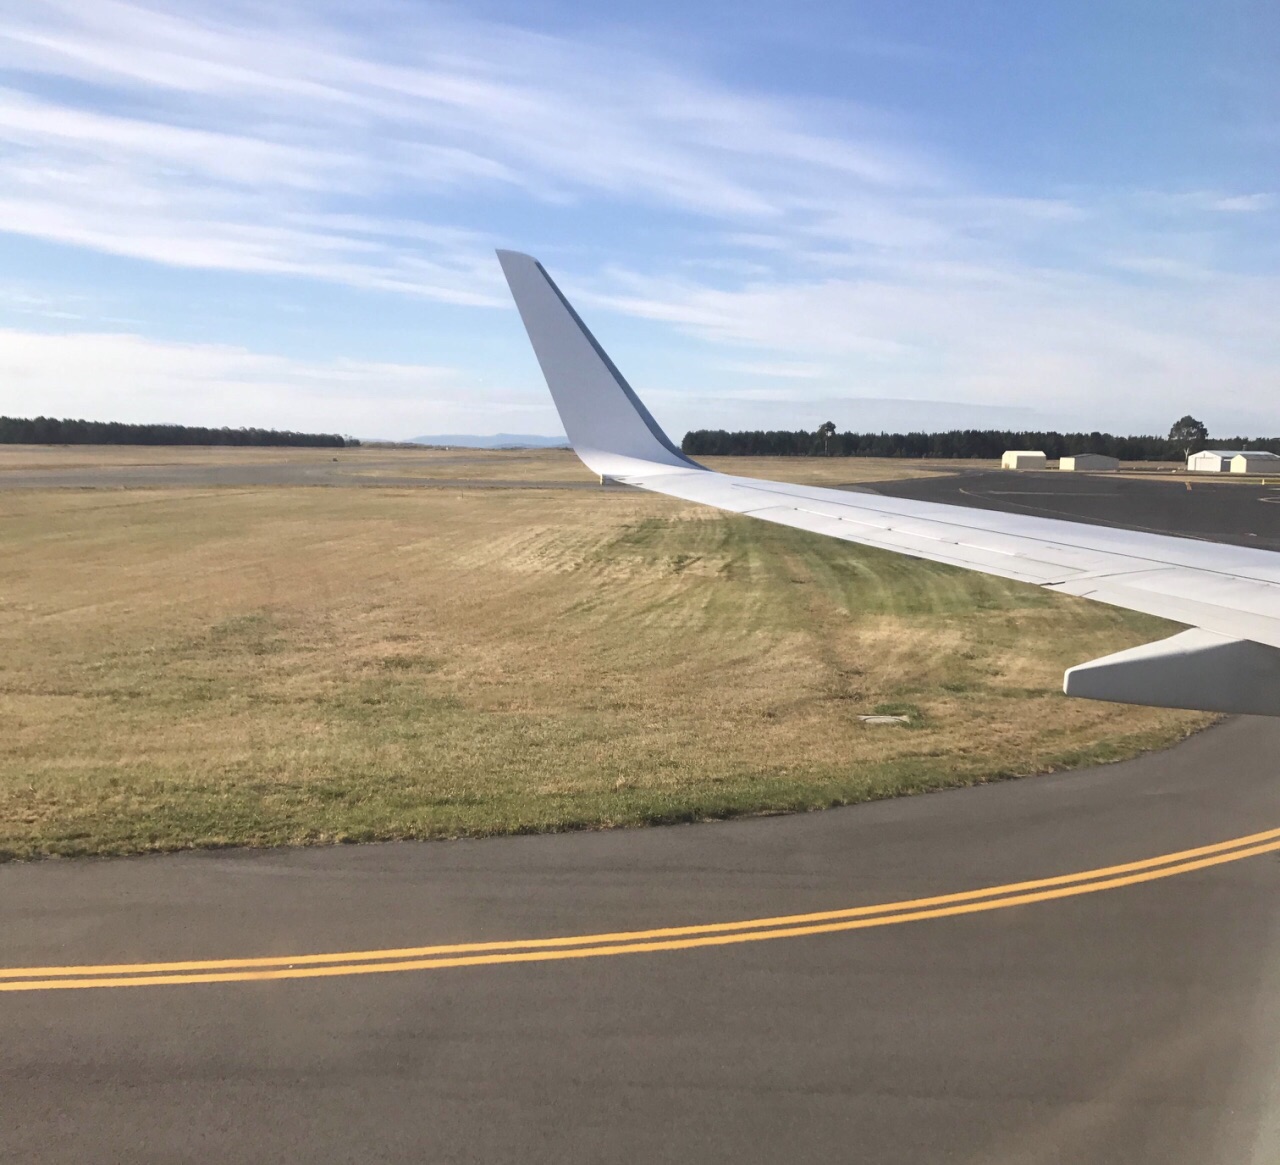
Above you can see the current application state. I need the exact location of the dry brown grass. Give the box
[697,454,996,484]
[0,442,598,487]
[0,449,1207,858]
[0,442,994,485]
[0,444,358,471]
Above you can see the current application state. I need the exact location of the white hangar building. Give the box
[1231,452,1280,474]
[1188,450,1245,472]
[1001,450,1047,470]
[1060,454,1119,472]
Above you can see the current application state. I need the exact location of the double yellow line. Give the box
[6,824,1280,992]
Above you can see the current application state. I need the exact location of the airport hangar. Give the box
[1060,453,1119,472]
[1188,449,1280,473]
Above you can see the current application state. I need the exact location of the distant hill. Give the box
[409,433,569,449]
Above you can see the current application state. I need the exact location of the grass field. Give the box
[0,448,1207,859]
[0,442,994,483]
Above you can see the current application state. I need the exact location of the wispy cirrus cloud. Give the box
[588,258,1280,435]
[0,0,934,304]
[716,359,828,380]
[0,1,1269,294]
[0,327,556,435]
[0,0,1275,436]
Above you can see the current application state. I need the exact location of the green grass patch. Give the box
[0,479,1208,859]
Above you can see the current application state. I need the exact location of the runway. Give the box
[4,467,1280,1163]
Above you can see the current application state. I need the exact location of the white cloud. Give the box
[590,262,1280,433]
[0,0,1274,436]
[1131,189,1277,218]
[1212,193,1274,213]
[0,0,934,301]
[0,328,556,436]
[661,394,1049,434]
[716,360,827,380]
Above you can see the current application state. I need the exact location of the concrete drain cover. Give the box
[858,714,911,725]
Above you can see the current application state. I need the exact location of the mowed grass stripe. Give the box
[4,825,1277,985]
[0,455,1207,860]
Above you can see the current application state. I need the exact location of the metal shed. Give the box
[1188,450,1248,472]
[1001,450,1047,470]
[1060,454,1119,472]
[1231,452,1280,474]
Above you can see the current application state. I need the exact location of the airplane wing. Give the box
[497,249,1280,717]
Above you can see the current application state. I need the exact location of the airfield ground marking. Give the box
[4,825,1280,992]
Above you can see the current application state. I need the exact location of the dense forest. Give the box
[0,416,355,447]
[682,428,1280,460]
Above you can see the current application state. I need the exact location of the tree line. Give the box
[682,428,1280,460]
[0,416,356,448]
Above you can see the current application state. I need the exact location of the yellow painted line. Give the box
[4,826,1279,992]
[5,822,1278,981]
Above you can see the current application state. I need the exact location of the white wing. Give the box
[497,250,1280,717]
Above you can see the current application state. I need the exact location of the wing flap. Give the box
[1064,630,1280,716]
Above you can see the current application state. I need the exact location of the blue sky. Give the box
[0,0,1276,439]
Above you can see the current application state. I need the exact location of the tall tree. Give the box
[817,420,837,455]
[1168,415,1208,456]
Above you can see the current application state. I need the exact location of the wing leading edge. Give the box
[497,250,1280,717]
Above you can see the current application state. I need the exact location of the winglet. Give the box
[496,250,702,479]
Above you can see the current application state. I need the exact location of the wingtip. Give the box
[495,248,536,266]
[494,247,700,478]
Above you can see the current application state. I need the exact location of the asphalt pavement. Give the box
[3,468,1280,1164]
[863,469,1280,550]
[4,718,1280,1163]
